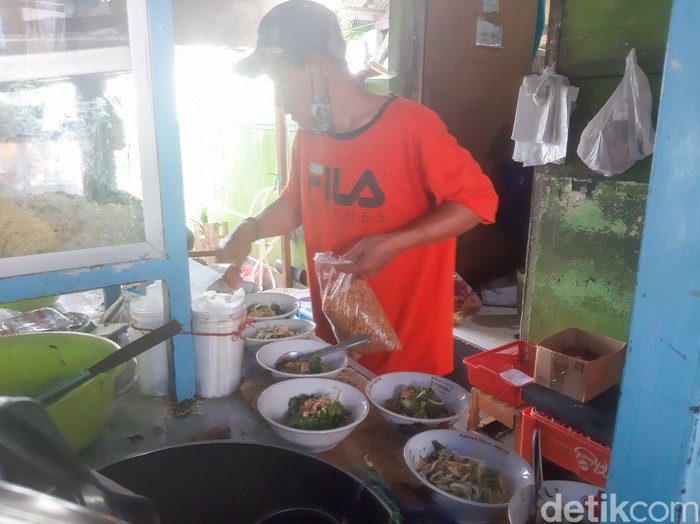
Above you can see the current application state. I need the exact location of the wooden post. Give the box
[275,92,293,288]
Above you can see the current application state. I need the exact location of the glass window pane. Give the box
[0,1,148,259]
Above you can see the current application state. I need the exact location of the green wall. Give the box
[523,175,648,343]
[522,0,672,343]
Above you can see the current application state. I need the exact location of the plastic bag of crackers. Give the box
[313,251,401,360]
[453,273,481,326]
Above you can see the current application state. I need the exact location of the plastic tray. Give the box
[463,340,537,406]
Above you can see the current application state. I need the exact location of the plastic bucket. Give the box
[193,308,246,398]
[130,300,169,396]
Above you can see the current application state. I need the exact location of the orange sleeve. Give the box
[414,107,499,224]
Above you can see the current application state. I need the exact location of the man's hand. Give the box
[216,219,258,288]
[340,234,399,276]
[339,202,483,276]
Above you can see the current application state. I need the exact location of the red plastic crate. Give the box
[463,340,537,406]
[519,407,610,489]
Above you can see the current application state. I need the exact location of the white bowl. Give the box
[256,339,349,380]
[404,429,534,524]
[366,371,471,438]
[257,377,369,453]
[242,319,316,352]
[245,292,300,321]
[508,480,602,524]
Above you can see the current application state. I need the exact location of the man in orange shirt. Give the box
[219,0,497,376]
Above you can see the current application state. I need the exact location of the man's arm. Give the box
[340,201,482,275]
[217,196,301,287]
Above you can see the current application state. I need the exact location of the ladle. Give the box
[529,428,543,524]
[0,396,160,524]
[274,334,370,370]
[34,319,181,406]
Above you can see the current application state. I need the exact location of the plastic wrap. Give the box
[314,251,401,359]
[0,307,78,336]
[512,67,579,167]
[577,48,655,176]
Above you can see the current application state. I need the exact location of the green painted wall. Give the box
[183,123,306,270]
[523,175,648,343]
[522,0,672,343]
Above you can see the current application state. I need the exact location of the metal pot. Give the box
[98,442,396,524]
[0,480,129,524]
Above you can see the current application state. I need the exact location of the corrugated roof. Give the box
[341,0,389,23]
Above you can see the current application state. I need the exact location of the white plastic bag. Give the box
[577,49,655,176]
[512,67,579,167]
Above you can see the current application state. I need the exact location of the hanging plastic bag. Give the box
[313,251,401,360]
[577,48,655,176]
[511,67,579,166]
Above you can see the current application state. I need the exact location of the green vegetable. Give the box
[305,355,323,374]
[286,393,350,430]
[278,355,325,374]
[385,386,449,419]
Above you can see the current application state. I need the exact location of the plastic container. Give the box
[519,407,609,488]
[130,287,169,396]
[192,290,246,398]
[463,340,537,407]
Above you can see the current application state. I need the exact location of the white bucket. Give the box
[193,308,246,398]
[130,297,169,397]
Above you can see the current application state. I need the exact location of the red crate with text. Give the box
[519,407,609,489]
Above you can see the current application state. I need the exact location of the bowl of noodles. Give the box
[242,319,316,352]
[256,339,349,380]
[508,480,602,524]
[257,377,369,453]
[365,371,470,438]
[245,292,300,321]
[404,429,533,524]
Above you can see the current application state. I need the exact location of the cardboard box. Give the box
[534,328,626,403]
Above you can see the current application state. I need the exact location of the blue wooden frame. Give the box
[608,0,700,510]
[0,0,196,403]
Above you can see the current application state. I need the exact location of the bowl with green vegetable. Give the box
[256,339,349,380]
[257,377,369,453]
[365,371,471,438]
[244,292,300,321]
[404,429,533,524]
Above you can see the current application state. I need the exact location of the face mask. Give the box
[311,96,332,134]
[309,65,332,134]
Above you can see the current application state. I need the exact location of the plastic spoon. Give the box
[274,334,370,370]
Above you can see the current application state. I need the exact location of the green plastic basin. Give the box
[0,332,121,452]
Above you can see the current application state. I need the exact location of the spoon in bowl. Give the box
[273,334,370,370]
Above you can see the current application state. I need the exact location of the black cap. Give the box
[235,0,347,78]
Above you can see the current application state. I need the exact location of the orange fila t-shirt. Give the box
[281,97,498,376]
